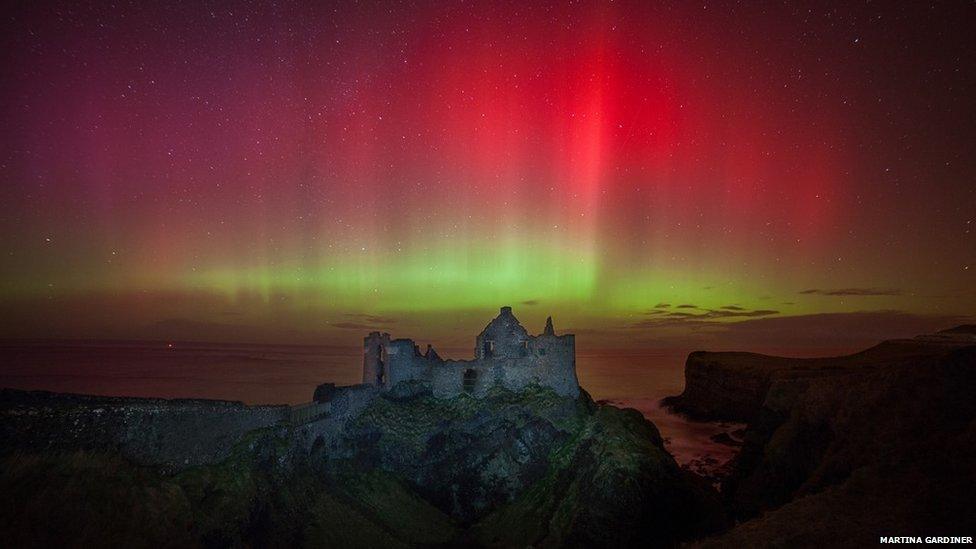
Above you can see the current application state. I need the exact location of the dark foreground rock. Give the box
[0,385,726,547]
[0,390,289,470]
[665,328,976,547]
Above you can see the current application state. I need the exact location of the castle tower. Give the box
[363,332,391,386]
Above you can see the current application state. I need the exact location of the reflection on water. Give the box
[1,340,743,478]
[606,397,745,483]
[577,349,745,480]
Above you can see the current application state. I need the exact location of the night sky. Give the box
[1,1,973,350]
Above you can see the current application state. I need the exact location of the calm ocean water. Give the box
[0,341,691,404]
[0,340,364,405]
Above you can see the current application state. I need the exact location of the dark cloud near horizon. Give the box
[344,313,396,324]
[632,307,780,329]
[332,322,386,330]
[721,305,744,311]
[800,288,902,296]
[333,313,397,330]
[654,303,671,308]
[676,304,697,309]
[521,299,539,306]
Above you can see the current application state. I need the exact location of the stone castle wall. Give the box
[366,331,579,399]
[297,383,380,452]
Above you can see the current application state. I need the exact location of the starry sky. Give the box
[1,1,973,350]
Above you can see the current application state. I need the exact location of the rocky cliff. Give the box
[663,333,973,422]
[666,327,976,546]
[0,384,726,547]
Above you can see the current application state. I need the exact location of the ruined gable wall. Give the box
[474,307,530,359]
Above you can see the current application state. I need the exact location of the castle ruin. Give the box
[362,306,579,398]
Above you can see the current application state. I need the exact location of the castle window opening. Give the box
[376,345,385,384]
[463,369,478,393]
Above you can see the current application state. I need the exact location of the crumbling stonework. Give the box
[362,307,579,398]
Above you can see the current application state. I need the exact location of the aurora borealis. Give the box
[1,1,973,350]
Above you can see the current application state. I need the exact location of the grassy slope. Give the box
[0,451,195,548]
[0,426,459,548]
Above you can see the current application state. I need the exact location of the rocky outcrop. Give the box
[471,404,726,547]
[663,337,968,422]
[662,351,790,421]
[667,329,976,546]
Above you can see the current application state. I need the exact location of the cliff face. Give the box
[663,351,790,421]
[666,332,976,546]
[663,337,970,422]
[0,384,726,547]
[0,389,288,470]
